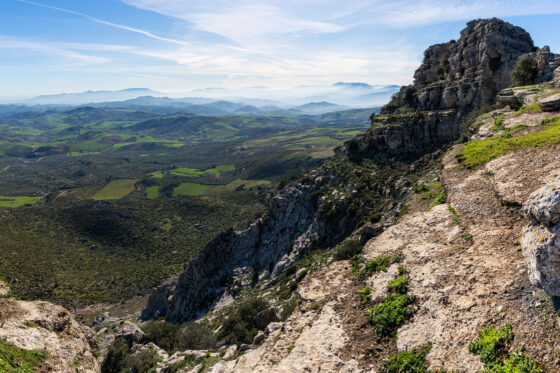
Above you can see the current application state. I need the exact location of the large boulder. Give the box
[521,224,560,295]
[522,177,560,295]
[538,93,560,112]
[523,177,560,225]
[115,321,145,344]
[254,308,280,330]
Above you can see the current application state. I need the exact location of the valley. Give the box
[0,105,373,308]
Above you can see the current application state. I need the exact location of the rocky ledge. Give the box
[0,297,100,372]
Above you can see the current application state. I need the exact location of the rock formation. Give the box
[0,297,100,372]
[346,18,536,158]
[522,177,560,296]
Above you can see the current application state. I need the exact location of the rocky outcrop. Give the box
[346,18,536,158]
[521,46,560,84]
[0,298,100,372]
[522,177,560,296]
[538,93,560,112]
[412,18,534,112]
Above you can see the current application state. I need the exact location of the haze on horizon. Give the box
[2,0,560,98]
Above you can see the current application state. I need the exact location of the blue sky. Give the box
[1,0,560,97]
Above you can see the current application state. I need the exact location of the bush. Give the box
[385,342,432,373]
[367,293,416,335]
[469,324,544,372]
[124,348,160,373]
[358,286,372,303]
[101,339,129,373]
[219,297,268,346]
[334,239,363,260]
[511,56,538,87]
[387,276,408,294]
[142,321,217,353]
[469,324,512,365]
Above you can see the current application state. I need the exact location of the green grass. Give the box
[0,338,48,372]
[0,196,41,207]
[173,183,210,196]
[448,205,460,225]
[456,122,560,168]
[514,102,542,116]
[92,179,137,200]
[146,186,160,199]
[150,171,164,179]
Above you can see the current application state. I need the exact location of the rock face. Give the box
[522,177,560,295]
[521,46,560,84]
[412,18,534,112]
[0,298,100,372]
[346,18,536,158]
[144,182,328,322]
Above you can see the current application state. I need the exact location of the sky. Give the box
[1,0,560,97]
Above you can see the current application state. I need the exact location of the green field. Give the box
[169,164,235,178]
[174,179,271,196]
[0,196,42,207]
[93,179,138,200]
[173,182,210,196]
[146,186,160,199]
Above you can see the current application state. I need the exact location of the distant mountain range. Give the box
[7,82,399,116]
[26,88,164,105]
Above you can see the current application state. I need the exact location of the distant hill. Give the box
[26,88,164,105]
[291,101,350,115]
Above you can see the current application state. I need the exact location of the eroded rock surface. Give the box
[0,298,100,372]
[522,177,560,296]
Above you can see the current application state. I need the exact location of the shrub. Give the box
[415,183,429,193]
[469,324,512,365]
[219,297,268,346]
[358,286,372,303]
[366,293,416,335]
[469,324,544,372]
[385,342,432,373]
[387,276,408,294]
[101,339,129,373]
[143,321,217,353]
[448,206,460,225]
[511,56,538,87]
[124,348,160,373]
[334,239,363,260]
[432,191,446,207]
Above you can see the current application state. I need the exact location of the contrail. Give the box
[16,0,189,46]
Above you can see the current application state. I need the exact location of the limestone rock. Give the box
[523,177,560,226]
[538,93,560,112]
[254,308,279,330]
[497,88,522,110]
[521,224,560,295]
[116,320,145,344]
[0,280,9,297]
[253,331,266,345]
[223,344,237,359]
[0,298,100,372]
